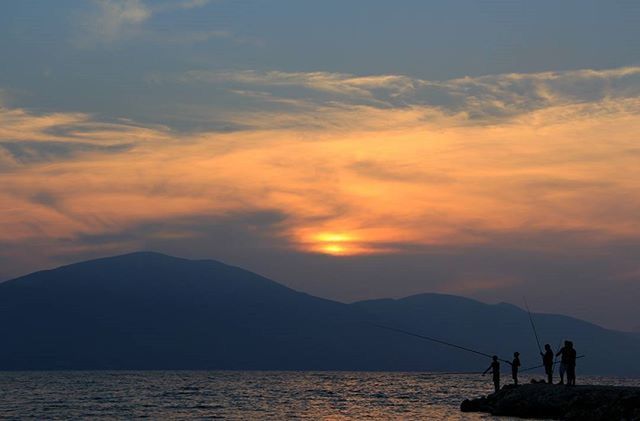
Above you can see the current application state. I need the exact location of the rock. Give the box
[460,396,491,413]
[460,384,640,420]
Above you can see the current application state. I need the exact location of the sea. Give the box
[1,371,639,420]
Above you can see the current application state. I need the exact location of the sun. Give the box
[320,244,348,255]
[307,231,358,256]
[295,228,400,256]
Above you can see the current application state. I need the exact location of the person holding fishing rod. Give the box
[558,341,578,386]
[524,298,555,385]
[509,352,521,385]
[483,355,501,393]
[372,324,511,393]
[525,299,581,386]
[541,344,554,384]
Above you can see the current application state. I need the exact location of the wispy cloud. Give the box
[1,72,639,255]
[75,0,151,46]
[73,0,230,47]
[0,141,133,165]
[171,66,640,125]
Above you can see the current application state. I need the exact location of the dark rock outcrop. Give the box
[461,383,640,420]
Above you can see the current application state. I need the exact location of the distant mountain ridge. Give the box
[1,252,638,375]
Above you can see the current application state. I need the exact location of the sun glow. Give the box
[1,82,639,266]
[313,232,354,243]
[302,231,396,256]
[310,232,356,256]
[320,244,348,255]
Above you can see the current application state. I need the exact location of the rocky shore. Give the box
[461,383,640,420]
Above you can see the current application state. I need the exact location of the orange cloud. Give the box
[1,68,639,264]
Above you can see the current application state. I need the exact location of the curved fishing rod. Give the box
[523,297,542,354]
[520,355,586,373]
[370,323,511,364]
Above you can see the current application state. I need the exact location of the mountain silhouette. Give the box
[1,252,638,374]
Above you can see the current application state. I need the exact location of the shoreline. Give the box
[461,383,640,420]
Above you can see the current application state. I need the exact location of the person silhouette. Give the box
[541,344,554,384]
[483,355,501,393]
[566,341,577,386]
[556,340,570,385]
[509,352,521,385]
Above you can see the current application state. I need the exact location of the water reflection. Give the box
[1,371,638,419]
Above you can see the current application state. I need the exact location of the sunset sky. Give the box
[1,0,639,330]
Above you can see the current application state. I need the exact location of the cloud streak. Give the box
[171,66,640,126]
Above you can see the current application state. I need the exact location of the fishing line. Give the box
[520,355,586,373]
[370,323,511,364]
[523,297,542,354]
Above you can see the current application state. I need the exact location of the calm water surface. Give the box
[1,371,639,420]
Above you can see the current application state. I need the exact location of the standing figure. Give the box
[566,341,577,386]
[483,355,501,393]
[541,344,554,384]
[510,352,521,385]
[556,341,570,385]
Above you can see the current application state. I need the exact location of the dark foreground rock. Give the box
[461,383,640,420]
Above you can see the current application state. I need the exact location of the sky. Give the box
[1,0,639,330]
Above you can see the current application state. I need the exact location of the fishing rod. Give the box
[523,297,542,354]
[370,323,511,364]
[520,355,586,373]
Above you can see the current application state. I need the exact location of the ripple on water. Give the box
[0,371,638,419]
